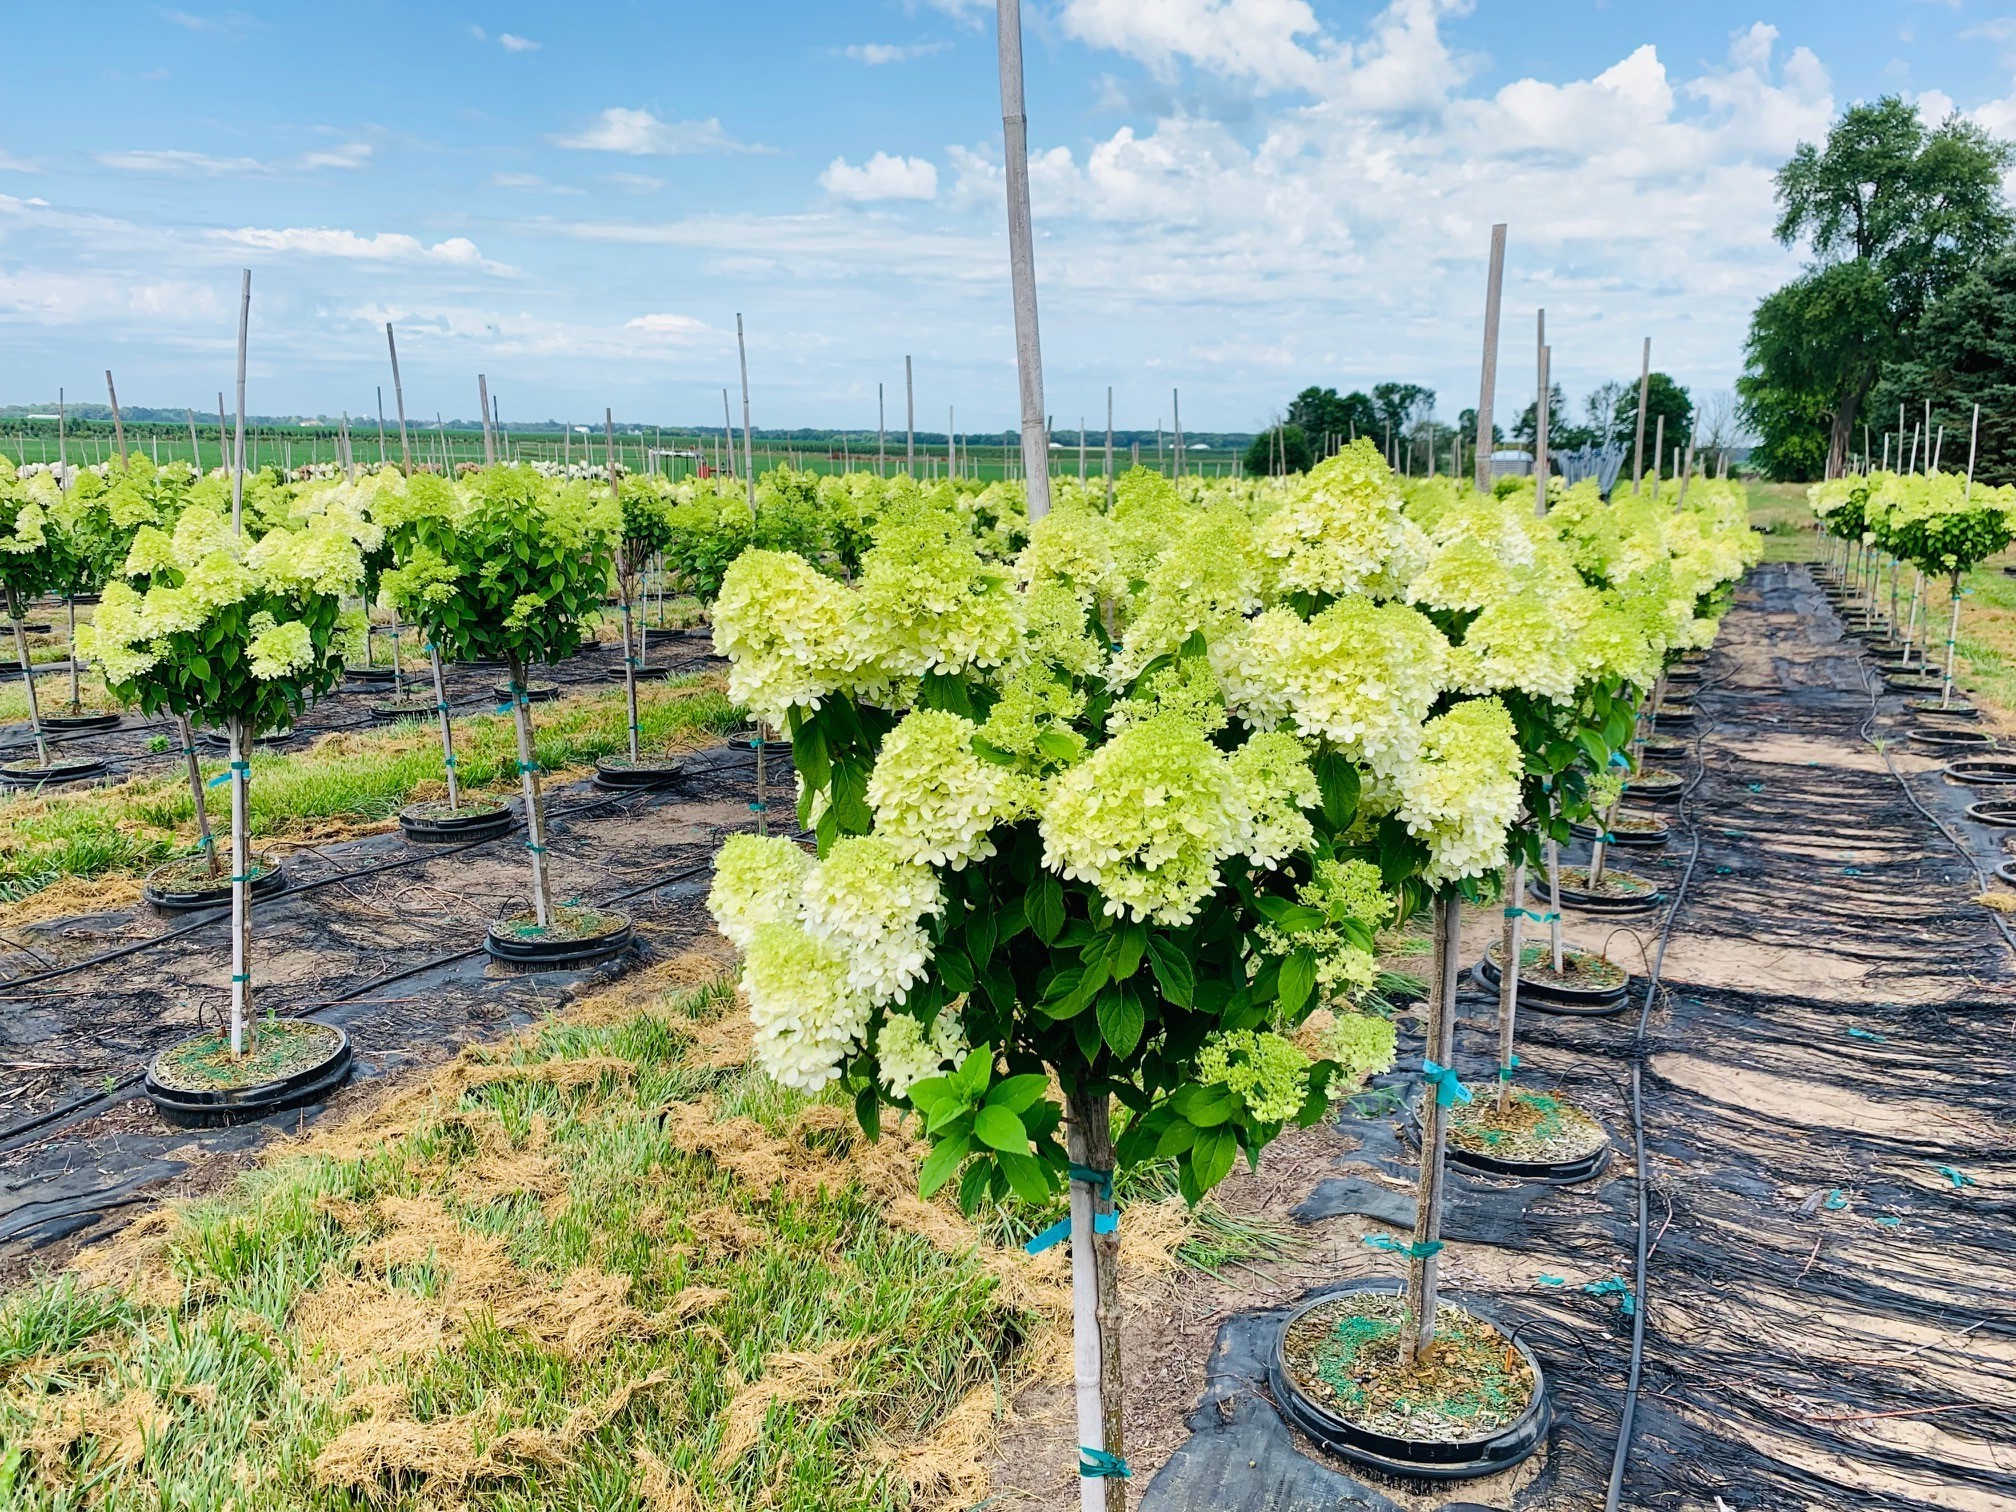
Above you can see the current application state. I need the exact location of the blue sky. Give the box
[2,1,2014,435]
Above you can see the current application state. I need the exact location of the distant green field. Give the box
[0,421,1248,484]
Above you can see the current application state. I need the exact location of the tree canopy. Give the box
[1741,97,2014,479]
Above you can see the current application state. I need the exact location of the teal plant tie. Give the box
[1363,1234,1443,1258]
[230,972,249,983]
[523,841,547,854]
[1845,1026,1886,1043]
[1537,1274,1565,1287]
[1585,1277,1637,1315]
[1420,1059,1471,1107]
[1936,1165,1976,1189]
[1609,750,1630,768]
[1068,1164,1114,1198]
[1873,1215,1901,1228]
[1024,1166,1121,1254]
[516,760,538,774]
[748,800,766,813]
[1498,1054,1521,1083]
[1503,907,1558,924]
[1823,1190,1848,1211]
[1079,1447,1131,1481]
[441,754,457,768]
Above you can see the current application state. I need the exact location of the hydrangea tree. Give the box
[378,466,619,930]
[1864,470,2016,708]
[80,496,374,1054]
[0,458,66,767]
[607,453,678,768]
[706,446,1534,1486]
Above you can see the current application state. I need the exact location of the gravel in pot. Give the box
[593,753,687,790]
[144,1020,352,1128]
[1885,673,1948,695]
[368,695,439,723]
[39,710,123,733]
[1570,810,1669,848]
[343,664,399,684]
[1270,1284,1549,1480]
[1625,767,1684,803]
[1640,736,1687,761]
[1904,697,1977,718]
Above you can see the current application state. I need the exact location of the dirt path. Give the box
[1002,563,2016,1511]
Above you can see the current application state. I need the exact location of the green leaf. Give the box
[1278,949,1317,1016]
[905,1074,954,1114]
[1173,1084,1238,1127]
[973,1104,1030,1154]
[995,1149,1051,1205]
[996,892,1029,943]
[1190,1125,1237,1194]
[1154,1118,1198,1158]
[1145,935,1195,1008]
[937,948,975,996]
[1314,749,1360,828]
[792,719,832,795]
[951,1045,992,1102]
[1576,729,1610,768]
[983,1073,1049,1115]
[965,899,997,972]
[958,1156,995,1214]
[853,1085,882,1140]
[1096,983,1146,1060]
[1253,896,1327,932]
[1030,875,1066,945]
[918,1132,972,1197]
[1035,728,1081,765]
[1109,919,1147,980]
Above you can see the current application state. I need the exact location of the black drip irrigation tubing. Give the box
[0,843,737,1155]
[1605,687,1714,1512]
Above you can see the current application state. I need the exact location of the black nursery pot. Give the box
[39,711,122,733]
[1905,698,1977,719]
[484,908,635,966]
[593,754,686,791]
[1906,726,1997,752]
[728,727,795,761]
[368,696,439,723]
[399,798,518,843]
[1475,949,1631,1016]
[1625,772,1685,805]
[1268,1282,1552,1482]
[0,755,106,786]
[194,728,292,753]
[144,1023,353,1128]
[143,854,288,911]
[1570,816,1670,850]
[1405,1092,1614,1185]
[1945,758,2016,787]
[1534,874,1665,917]
[493,681,560,704]
[1964,800,2016,829]
[343,664,399,685]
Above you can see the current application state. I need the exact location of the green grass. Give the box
[0,676,737,903]
[0,974,1050,1510]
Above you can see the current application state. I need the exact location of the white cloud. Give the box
[608,171,665,193]
[551,107,767,156]
[0,150,40,172]
[465,23,485,40]
[820,151,939,202]
[211,226,515,274]
[842,41,951,65]
[499,32,540,52]
[94,142,372,176]
[625,312,712,338]
[1059,0,1332,93]
[491,170,583,194]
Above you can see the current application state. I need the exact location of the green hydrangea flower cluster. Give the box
[1196,1030,1313,1123]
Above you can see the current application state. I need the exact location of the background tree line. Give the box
[1740,96,2016,483]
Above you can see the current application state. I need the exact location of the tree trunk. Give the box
[428,644,459,811]
[177,713,218,877]
[1063,1085,1126,1511]
[619,551,642,765]
[1829,366,1876,482]
[506,652,553,926]
[227,717,253,1056]
[388,609,404,698]
[1903,573,1922,668]
[1403,893,1462,1364]
[1942,570,1963,710]
[1495,863,1523,1115]
[8,596,49,767]
[66,598,79,713]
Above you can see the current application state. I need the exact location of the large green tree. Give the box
[1285,386,1377,452]
[1743,97,2013,477]
[1613,372,1696,479]
[1881,250,2016,486]
[1244,422,1313,476]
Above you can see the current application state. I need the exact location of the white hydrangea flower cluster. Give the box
[1226,730,1319,870]
[857,514,1023,682]
[1455,591,1583,703]
[1256,441,1414,599]
[1216,600,1448,780]
[876,1005,967,1098]
[707,833,815,949]
[1018,502,1125,605]
[1397,698,1525,885]
[800,836,945,1005]
[867,709,1022,868]
[741,923,871,1092]
[711,549,866,727]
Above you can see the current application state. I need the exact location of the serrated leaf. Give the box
[918,1132,971,1197]
[853,1085,881,1141]
[937,948,975,996]
[1190,1125,1236,1194]
[996,1149,1051,1204]
[1096,984,1145,1059]
[1145,934,1195,1007]
[1109,919,1146,980]
[951,1045,992,1101]
[983,1073,1048,1115]
[973,1104,1030,1153]
[1314,749,1360,828]
[1279,949,1317,1016]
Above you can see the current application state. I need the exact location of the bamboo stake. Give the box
[231,269,251,532]
[1172,388,1183,478]
[105,371,126,464]
[176,713,217,875]
[1650,414,1665,499]
[1105,387,1115,509]
[1403,893,1462,1365]
[1495,861,1524,1114]
[1533,314,1549,517]
[1631,337,1651,493]
[7,594,49,766]
[904,355,916,475]
[737,315,756,510]
[187,409,201,472]
[385,325,412,475]
[1473,224,1506,492]
[878,382,887,476]
[998,0,1053,522]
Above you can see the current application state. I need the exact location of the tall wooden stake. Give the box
[105,371,127,463]
[736,314,756,510]
[1403,894,1462,1364]
[186,409,202,471]
[1533,313,1549,517]
[385,324,412,474]
[998,0,1053,522]
[479,375,496,464]
[1474,223,1507,492]
[231,269,251,531]
[1631,337,1651,493]
[1105,387,1115,508]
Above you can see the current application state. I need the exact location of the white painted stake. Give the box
[231,269,251,532]
[1474,224,1506,492]
[998,0,1053,521]
[736,314,756,511]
